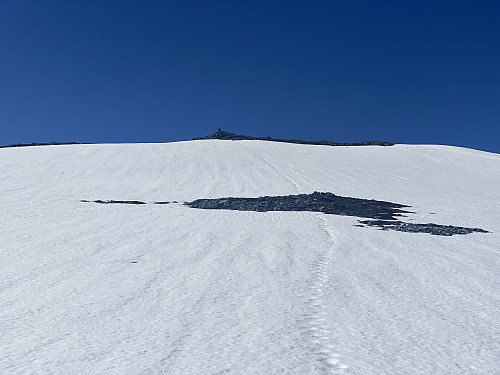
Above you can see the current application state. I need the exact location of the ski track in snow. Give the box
[241,143,300,194]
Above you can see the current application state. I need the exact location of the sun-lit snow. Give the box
[1,140,499,374]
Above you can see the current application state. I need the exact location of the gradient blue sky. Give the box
[1,1,499,153]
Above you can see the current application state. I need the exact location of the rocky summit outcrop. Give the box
[193,129,394,146]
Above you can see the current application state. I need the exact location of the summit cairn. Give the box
[193,129,257,141]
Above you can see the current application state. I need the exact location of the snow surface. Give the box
[1,140,499,374]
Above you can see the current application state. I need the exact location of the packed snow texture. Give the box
[1,140,499,374]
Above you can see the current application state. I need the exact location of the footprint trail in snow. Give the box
[302,216,349,374]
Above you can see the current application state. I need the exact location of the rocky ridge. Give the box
[193,129,394,146]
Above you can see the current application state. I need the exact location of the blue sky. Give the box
[1,1,499,153]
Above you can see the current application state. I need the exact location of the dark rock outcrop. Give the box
[358,220,489,236]
[81,192,489,236]
[185,192,489,236]
[186,191,410,220]
[193,129,394,147]
[81,200,146,205]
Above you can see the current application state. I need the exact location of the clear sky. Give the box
[1,1,499,153]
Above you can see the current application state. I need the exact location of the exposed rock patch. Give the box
[186,191,410,220]
[185,192,488,236]
[82,192,489,236]
[81,200,146,205]
[358,220,489,236]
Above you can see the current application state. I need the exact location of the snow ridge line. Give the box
[305,215,349,374]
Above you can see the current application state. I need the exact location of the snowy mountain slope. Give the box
[1,140,499,374]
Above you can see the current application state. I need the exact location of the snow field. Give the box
[1,140,499,374]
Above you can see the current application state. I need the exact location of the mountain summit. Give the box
[194,128,394,146]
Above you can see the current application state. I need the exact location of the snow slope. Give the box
[1,140,499,374]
